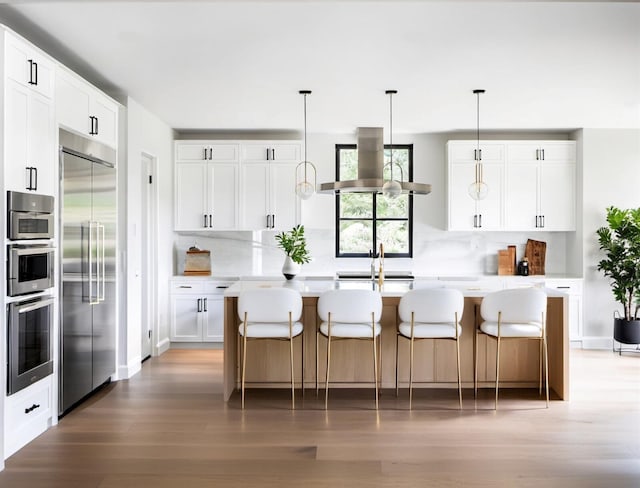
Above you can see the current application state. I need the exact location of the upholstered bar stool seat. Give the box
[317,289,382,410]
[238,287,303,409]
[475,287,548,409]
[396,288,464,409]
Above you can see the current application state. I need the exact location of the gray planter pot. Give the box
[613,317,640,345]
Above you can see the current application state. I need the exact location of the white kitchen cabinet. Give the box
[175,142,239,162]
[447,142,504,231]
[505,142,576,231]
[241,142,300,163]
[56,66,119,148]
[545,279,583,343]
[4,78,56,195]
[5,31,54,99]
[240,160,298,230]
[174,160,239,231]
[169,280,231,342]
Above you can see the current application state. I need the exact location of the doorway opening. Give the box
[141,152,158,362]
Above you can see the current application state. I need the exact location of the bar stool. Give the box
[396,288,465,409]
[317,289,382,410]
[238,287,303,409]
[475,287,548,409]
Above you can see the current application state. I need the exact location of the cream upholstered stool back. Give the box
[397,288,464,409]
[476,287,548,409]
[238,287,303,409]
[317,289,382,409]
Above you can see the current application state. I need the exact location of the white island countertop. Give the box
[223,278,570,299]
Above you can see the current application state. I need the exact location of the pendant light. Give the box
[382,89,402,199]
[468,89,488,201]
[295,90,317,200]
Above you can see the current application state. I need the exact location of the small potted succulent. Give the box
[596,206,640,345]
[275,224,311,280]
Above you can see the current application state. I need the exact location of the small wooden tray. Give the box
[185,249,211,274]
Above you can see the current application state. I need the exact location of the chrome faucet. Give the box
[369,249,377,281]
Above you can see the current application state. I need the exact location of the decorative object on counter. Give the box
[596,206,640,348]
[295,90,317,200]
[378,243,385,286]
[468,89,488,201]
[184,244,211,276]
[517,257,530,276]
[275,224,311,280]
[525,239,546,275]
[382,89,402,199]
[497,245,516,275]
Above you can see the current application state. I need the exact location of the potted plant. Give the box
[596,206,640,345]
[275,224,311,280]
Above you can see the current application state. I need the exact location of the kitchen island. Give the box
[223,279,569,402]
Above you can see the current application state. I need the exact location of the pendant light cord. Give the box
[303,92,308,180]
[386,90,397,181]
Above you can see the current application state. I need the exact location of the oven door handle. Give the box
[12,246,56,256]
[16,297,55,314]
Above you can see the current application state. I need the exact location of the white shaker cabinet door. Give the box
[270,162,298,231]
[170,295,203,341]
[91,94,118,148]
[56,69,92,135]
[209,163,239,230]
[505,162,538,230]
[240,163,270,230]
[448,163,477,230]
[202,294,224,342]
[539,162,575,231]
[175,162,208,230]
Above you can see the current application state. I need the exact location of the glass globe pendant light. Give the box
[468,89,488,200]
[295,90,317,200]
[382,89,402,199]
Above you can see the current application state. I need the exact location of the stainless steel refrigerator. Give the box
[59,129,117,415]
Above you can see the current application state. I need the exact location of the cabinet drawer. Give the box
[176,143,239,162]
[204,281,234,295]
[170,281,206,294]
[545,279,582,295]
[5,378,51,434]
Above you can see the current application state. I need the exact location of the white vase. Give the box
[282,256,301,280]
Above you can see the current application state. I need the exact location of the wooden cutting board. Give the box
[525,239,546,275]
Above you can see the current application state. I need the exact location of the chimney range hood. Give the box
[317,127,431,195]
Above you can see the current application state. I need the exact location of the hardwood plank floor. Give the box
[1,349,638,487]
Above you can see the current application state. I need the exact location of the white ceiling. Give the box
[1,0,639,134]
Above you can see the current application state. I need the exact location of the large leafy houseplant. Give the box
[275,225,311,265]
[596,207,640,321]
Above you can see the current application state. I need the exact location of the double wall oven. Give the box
[6,190,55,395]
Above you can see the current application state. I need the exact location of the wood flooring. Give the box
[0,348,638,487]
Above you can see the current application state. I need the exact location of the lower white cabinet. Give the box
[545,279,583,342]
[4,376,52,458]
[169,280,233,342]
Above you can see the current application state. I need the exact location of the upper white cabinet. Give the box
[174,140,301,232]
[447,140,576,232]
[56,66,119,148]
[241,142,300,163]
[3,31,56,195]
[174,142,240,231]
[505,142,576,231]
[447,142,505,231]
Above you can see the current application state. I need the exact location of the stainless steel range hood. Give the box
[318,127,431,195]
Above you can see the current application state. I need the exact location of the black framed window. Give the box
[335,144,413,257]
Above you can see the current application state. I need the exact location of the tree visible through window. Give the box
[335,144,413,257]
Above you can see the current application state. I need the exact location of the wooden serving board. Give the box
[525,239,546,275]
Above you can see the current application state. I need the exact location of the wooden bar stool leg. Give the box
[474,330,478,399]
[290,337,295,410]
[409,336,414,410]
[395,334,399,398]
[456,337,462,410]
[325,333,331,410]
[495,335,501,410]
[373,333,379,411]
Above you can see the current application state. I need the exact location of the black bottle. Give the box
[518,257,529,276]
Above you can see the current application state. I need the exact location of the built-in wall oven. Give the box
[7,191,54,240]
[8,244,55,297]
[7,296,54,395]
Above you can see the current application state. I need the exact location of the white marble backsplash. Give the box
[174,228,568,278]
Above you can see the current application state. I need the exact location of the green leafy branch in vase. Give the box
[275,225,311,265]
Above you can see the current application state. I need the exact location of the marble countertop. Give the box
[223,278,570,298]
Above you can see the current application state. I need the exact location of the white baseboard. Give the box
[581,336,613,350]
[156,337,171,355]
[117,356,142,380]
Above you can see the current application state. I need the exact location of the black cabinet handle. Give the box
[28,59,38,85]
[478,214,482,228]
[541,149,545,161]
[473,149,477,161]
[541,215,545,228]
[266,148,270,160]
[209,214,213,228]
[26,167,37,191]
[203,298,208,312]
[536,149,540,160]
[478,149,482,161]
[197,298,202,313]
[203,147,208,160]
[535,215,539,228]
[95,116,99,135]
[25,403,40,414]
[271,214,275,229]
[203,214,208,228]
[33,167,37,190]
[89,116,96,135]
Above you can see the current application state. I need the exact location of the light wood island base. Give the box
[224,282,569,403]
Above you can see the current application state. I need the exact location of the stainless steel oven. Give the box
[7,191,54,240]
[7,296,54,395]
[8,245,55,296]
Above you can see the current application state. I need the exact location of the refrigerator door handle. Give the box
[98,224,106,302]
[88,221,99,304]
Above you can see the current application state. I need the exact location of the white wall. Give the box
[119,97,174,378]
[580,129,640,347]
